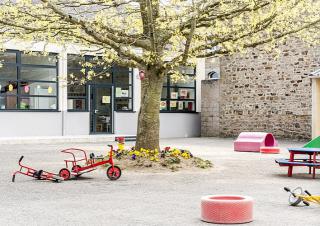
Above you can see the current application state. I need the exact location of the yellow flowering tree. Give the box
[0,0,319,150]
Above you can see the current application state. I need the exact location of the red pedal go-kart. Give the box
[59,145,121,181]
[12,156,63,183]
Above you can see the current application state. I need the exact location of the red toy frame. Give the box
[12,156,63,182]
[59,145,121,180]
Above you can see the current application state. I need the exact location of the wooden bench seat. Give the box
[275,158,320,167]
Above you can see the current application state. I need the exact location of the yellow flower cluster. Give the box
[113,146,193,161]
[168,148,191,159]
[128,148,160,161]
[170,148,181,157]
[181,152,191,159]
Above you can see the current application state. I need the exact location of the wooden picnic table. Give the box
[287,147,320,179]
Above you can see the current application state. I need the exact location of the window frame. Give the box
[67,55,89,112]
[0,50,59,112]
[160,68,197,113]
[113,66,134,112]
[67,54,134,112]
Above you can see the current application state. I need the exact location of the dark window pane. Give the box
[67,84,86,97]
[21,67,57,81]
[161,87,167,98]
[67,55,85,68]
[114,66,131,84]
[163,76,168,85]
[0,95,17,109]
[0,65,17,80]
[115,86,132,98]
[68,69,86,82]
[19,96,57,110]
[90,67,112,83]
[67,98,86,110]
[115,98,132,111]
[0,81,17,95]
[20,82,57,96]
[0,52,16,63]
[21,54,57,66]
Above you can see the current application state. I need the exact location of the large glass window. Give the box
[0,51,58,111]
[160,66,196,112]
[113,65,133,111]
[67,55,133,111]
[67,55,87,111]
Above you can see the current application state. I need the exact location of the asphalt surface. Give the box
[0,137,319,226]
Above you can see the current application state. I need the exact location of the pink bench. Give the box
[234,132,277,152]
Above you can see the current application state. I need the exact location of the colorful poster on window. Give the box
[160,101,166,110]
[121,89,129,97]
[171,92,178,99]
[116,87,122,97]
[8,84,13,92]
[24,85,29,93]
[102,96,110,104]
[179,89,188,98]
[170,101,177,108]
[178,101,184,110]
[48,86,53,94]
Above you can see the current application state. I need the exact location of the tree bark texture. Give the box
[135,69,164,150]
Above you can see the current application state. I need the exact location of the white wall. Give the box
[160,113,200,138]
[64,112,90,136]
[114,112,201,138]
[114,112,138,135]
[196,58,206,112]
[0,112,62,137]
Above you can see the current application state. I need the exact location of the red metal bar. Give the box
[61,148,88,163]
[288,152,294,177]
[313,153,316,179]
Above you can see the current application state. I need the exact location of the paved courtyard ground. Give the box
[0,137,319,226]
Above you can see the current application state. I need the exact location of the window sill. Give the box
[67,110,89,112]
[0,110,60,112]
[160,111,198,114]
[115,110,136,113]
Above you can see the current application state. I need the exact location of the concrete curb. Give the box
[0,134,136,145]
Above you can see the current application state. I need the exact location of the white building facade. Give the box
[0,43,204,138]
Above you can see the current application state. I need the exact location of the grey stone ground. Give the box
[0,137,319,226]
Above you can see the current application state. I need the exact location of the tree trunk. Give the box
[135,69,164,150]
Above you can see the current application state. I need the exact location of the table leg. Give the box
[309,154,312,174]
[313,153,316,179]
[288,152,294,177]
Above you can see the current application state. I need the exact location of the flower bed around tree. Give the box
[110,146,213,172]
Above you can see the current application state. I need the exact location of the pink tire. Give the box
[201,195,253,224]
[260,146,280,154]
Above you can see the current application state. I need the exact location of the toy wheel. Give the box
[106,166,121,180]
[72,165,81,173]
[59,168,71,180]
[289,187,303,206]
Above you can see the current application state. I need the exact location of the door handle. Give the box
[94,109,99,114]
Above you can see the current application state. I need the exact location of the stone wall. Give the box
[201,40,320,139]
[201,80,220,136]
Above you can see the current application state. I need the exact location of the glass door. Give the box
[90,85,113,134]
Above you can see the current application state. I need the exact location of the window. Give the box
[67,55,133,111]
[160,66,196,112]
[67,55,87,111]
[113,65,133,111]
[0,51,58,111]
